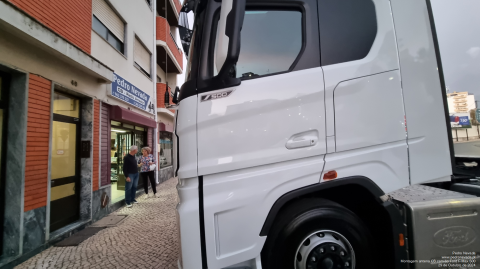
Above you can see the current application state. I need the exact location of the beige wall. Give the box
[157,64,166,82]
[158,112,174,123]
[0,27,105,100]
[90,0,156,119]
[156,64,178,88]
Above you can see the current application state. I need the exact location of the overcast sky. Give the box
[431,0,480,101]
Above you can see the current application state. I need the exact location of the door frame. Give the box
[0,70,11,255]
[49,90,82,232]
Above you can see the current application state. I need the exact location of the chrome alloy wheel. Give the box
[294,230,355,269]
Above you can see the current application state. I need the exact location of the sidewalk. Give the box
[15,178,180,269]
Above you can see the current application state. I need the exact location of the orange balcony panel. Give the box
[156,17,183,73]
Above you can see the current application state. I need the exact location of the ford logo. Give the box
[433,226,477,248]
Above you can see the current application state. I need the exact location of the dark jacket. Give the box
[123,153,138,176]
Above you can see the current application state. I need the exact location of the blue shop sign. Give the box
[111,73,153,113]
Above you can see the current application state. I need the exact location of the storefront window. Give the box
[159,131,173,168]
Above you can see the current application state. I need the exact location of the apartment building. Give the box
[155,0,184,183]
[0,0,182,267]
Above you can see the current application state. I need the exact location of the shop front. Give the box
[158,122,174,184]
[104,105,156,202]
[109,119,151,201]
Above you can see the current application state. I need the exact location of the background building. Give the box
[0,0,185,267]
[155,0,184,183]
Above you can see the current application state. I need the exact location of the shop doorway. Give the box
[110,121,147,201]
[50,92,80,232]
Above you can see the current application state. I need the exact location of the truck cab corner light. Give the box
[399,233,405,246]
[323,171,337,181]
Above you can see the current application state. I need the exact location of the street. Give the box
[15,178,179,269]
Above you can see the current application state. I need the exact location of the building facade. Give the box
[0,0,182,267]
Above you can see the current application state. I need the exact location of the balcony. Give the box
[157,83,175,114]
[157,0,181,27]
[156,16,183,74]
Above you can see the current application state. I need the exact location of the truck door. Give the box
[320,0,410,193]
[195,0,325,177]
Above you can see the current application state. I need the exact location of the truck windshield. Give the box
[179,0,204,92]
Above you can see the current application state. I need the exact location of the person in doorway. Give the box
[123,145,139,208]
[138,147,158,198]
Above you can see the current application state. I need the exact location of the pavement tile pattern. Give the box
[15,177,180,269]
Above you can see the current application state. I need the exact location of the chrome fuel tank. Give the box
[389,185,480,269]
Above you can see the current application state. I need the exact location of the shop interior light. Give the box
[112,129,127,133]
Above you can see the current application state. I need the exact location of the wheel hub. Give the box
[307,242,351,269]
[295,231,355,269]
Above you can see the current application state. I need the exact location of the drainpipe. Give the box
[153,0,159,184]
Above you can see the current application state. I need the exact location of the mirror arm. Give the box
[217,0,246,78]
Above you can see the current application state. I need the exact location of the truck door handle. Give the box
[285,130,318,149]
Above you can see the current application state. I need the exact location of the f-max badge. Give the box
[200,89,234,102]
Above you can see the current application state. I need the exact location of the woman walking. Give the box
[138,147,158,198]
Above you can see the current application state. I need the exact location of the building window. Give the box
[159,132,173,168]
[134,37,152,78]
[92,0,125,54]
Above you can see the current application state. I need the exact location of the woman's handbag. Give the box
[149,156,156,171]
[150,164,156,171]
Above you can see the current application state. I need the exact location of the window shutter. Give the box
[101,102,111,187]
[134,37,152,75]
[93,0,125,42]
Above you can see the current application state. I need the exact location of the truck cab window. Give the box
[213,10,303,79]
[318,0,377,66]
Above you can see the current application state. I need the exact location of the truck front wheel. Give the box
[261,198,377,269]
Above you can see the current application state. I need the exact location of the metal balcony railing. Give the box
[170,32,181,52]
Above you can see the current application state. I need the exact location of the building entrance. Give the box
[50,91,81,232]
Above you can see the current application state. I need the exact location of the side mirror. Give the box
[164,83,170,108]
[172,86,180,104]
[215,0,246,79]
[180,0,196,14]
[179,1,194,57]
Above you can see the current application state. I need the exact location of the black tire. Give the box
[261,198,378,269]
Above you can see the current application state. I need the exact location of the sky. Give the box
[431,0,480,102]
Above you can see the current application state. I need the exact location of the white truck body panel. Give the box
[197,67,326,176]
[333,71,406,152]
[323,0,400,138]
[176,96,198,179]
[176,177,203,269]
[203,155,325,268]
[390,0,452,184]
[322,140,409,193]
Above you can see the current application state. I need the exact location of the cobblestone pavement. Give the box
[15,177,179,269]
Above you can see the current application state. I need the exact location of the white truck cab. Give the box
[172,0,480,268]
